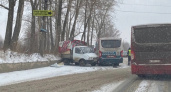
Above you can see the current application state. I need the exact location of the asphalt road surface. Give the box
[0,67,131,92]
[1,58,171,92]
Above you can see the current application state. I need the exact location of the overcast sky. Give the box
[115,0,171,44]
[1,0,171,45]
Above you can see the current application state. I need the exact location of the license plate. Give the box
[149,60,160,63]
[107,56,116,58]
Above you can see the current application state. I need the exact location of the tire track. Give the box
[0,67,131,92]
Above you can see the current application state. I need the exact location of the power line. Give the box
[118,3,171,8]
[116,10,171,15]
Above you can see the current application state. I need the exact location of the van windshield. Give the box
[101,40,121,48]
[134,26,171,43]
[80,47,94,53]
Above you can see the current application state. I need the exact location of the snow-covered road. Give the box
[1,57,170,92]
[0,63,128,87]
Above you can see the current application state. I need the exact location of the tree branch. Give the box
[0,4,9,10]
[30,0,33,7]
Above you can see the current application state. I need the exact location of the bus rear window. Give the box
[101,40,121,48]
[134,27,171,43]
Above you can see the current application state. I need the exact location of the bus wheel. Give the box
[79,59,86,66]
[113,63,119,67]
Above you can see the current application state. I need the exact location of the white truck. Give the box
[59,40,98,66]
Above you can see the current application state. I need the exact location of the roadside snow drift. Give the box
[0,64,121,86]
[0,50,60,63]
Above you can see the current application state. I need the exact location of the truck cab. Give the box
[73,46,98,66]
[59,40,98,66]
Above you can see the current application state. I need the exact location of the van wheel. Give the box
[98,63,102,66]
[63,59,70,65]
[75,62,79,66]
[79,59,86,66]
[91,62,96,66]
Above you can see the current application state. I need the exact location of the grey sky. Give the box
[1,0,171,44]
[115,0,171,44]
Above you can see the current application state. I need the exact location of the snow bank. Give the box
[0,65,115,86]
[0,50,60,64]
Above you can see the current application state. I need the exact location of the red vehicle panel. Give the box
[131,24,171,75]
[59,40,87,54]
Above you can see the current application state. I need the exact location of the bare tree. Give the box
[49,0,54,53]
[0,0,120,55]
[10,0,25,51]
[30,0,39,53]
[92,0,116,39]
[61,0,72,41]
[2,0,17,51]
[70,0,83,40]
[54,0,62,54]
[0,35,3,49]
[81,0,96,42]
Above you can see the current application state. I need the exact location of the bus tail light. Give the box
[131,50,135,60]
[99,51,102,58]
[120,50,123,57]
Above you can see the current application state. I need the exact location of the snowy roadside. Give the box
[135,80,165,92]
[0,50,60,64]
[0,50,130,92]
[0,63,129,87]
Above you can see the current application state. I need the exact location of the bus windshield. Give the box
[134,26,171,43]
[101,40,121,48]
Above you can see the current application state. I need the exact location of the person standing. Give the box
[127,48,131,66]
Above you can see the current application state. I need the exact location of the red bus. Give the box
[131,24,171,77]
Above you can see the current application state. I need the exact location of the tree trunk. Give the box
[91,16,94,45]
[87,17,90,46]
[40,0,48,56]
[83,0,87,42]
[10,0,24,51]
[3,0,16,51]
[67,10,75,40]
[81,0,96,42]
[50,17,54,52]
[30,0,38,53]
[37,0,41,53]
[49,0,54,53]
[46,17,50,53]
[61,0,72,41]
[55,0,62,54]
[70,0,83,40]
[66,22,69,40]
